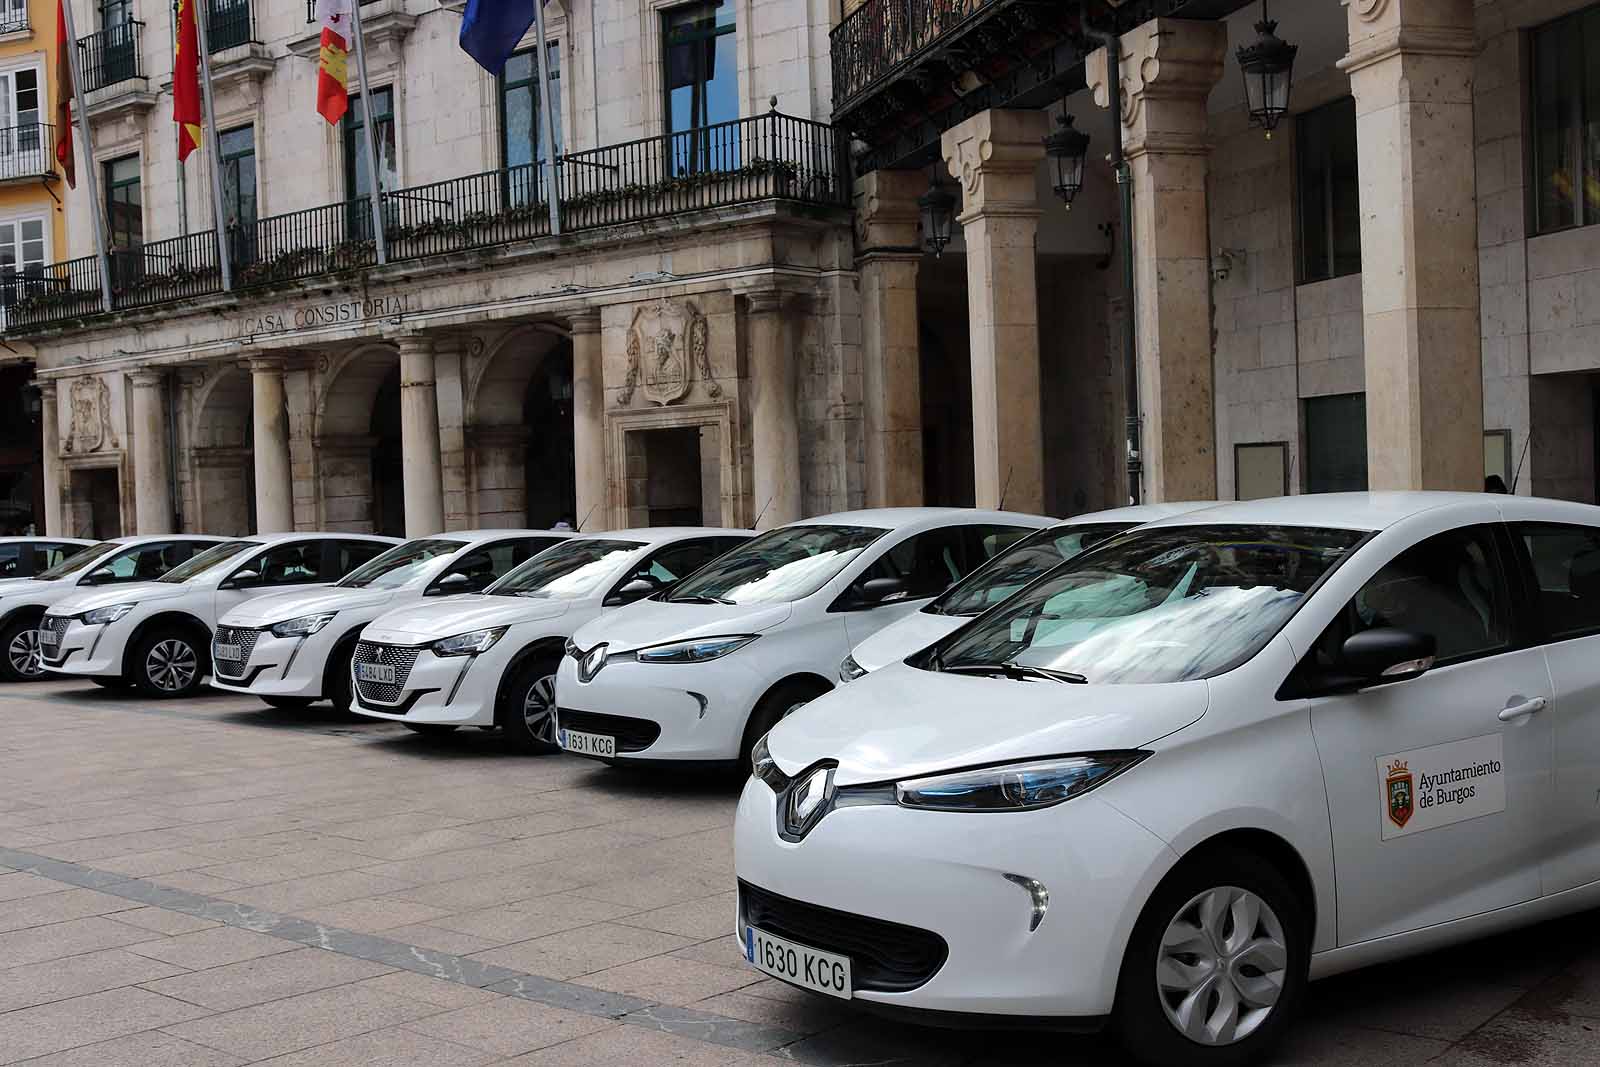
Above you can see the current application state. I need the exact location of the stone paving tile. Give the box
[496,1025,767,1066]
[126,925,300,969]
[470,923,699,981]
[379,922,506,956]
[140,946,395,1011]
[333,827,512,862]
[431,894,640,944]
[0,916,155,969]
[1307,969,1527,1041]
[3,1029,247,1067]
[687,988,851,1037]
[1271,1022,1454,1066]
[225,869,418,913]
[290,894,457,933]
[0,947,189,1013]
[616,893,739,941]
[395,865,592,912]
[668,939,753,973]
[404,998,616,1058]
[146,869,252,895]
[191,846,378,887]
[250,1027,501,1067]
[0,986,213,1065]
[109,905,222,935]
[22,813,181,844]
[160,983,449,1061]
[92,848,222,878]
[574,955,766,1006]
[0,869,78,901]
[0,887,140,932]
[357,971,503,1010]
[314,811,476,841]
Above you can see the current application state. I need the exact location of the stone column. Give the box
[747,290,801,528]
[853,169,925,507]
[1341,0,1481,490]
[570,310,606,531]
[1089,18,1226,502]
[249,357,294,533]
[129,370,174,534]
[941,110,1048,513]
[396,334,445,536]
[36,382,64,536]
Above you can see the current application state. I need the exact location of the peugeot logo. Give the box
[578,643,608,683]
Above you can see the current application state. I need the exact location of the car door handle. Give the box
[1498,697,1548,722]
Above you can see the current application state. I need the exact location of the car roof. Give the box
[395,530,568,546]
[1053,501,1218,527]
[788,507,1052,531]
[1136,492,1512,532]
[241,532,400,545]
[566,527,754,545]
[0,537,95,544]
[106,534,229,544]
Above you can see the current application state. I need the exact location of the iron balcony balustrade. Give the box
[0,0,28,36]
[77,20,145,92]
[0,122,56,182]
[207,0,259,53]
[303,0,382,21]
[5,109,847,332]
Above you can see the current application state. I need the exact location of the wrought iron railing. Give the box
[303,0,381,22]
[0,123,55,181]
[207,0,256,52]
[831,0,1000,108]
[77,21,144,92]
[6,111,847,331]
[0,0,28,35]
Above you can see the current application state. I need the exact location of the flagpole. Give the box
[190,1,233,292]
[348,0,387,264]
[57,0,113,313]
[531,0,560,237]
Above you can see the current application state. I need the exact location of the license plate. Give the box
[357,663,397,684]
[214,643,242,662]
[559,728,616,758]
[743,924,851,999]
[38,628,59,647]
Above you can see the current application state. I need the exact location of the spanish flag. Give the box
[315,0,352,125]
[172,0,202,161]
[54,0,73,186]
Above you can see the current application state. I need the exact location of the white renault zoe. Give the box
[556,508,1051,768]
[842,502,1215,679]
[0,535,223,682]
[735,493,1600,1064]
[349,528,752,751]
[210,530,570,712]
[41,532,396,697]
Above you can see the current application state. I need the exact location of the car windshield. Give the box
[924,525,1365,684]
[666,525,886,605]
[339,538,466,589]
[489,538,646,600]
[929,522,1134,617]
[156,541,261,584]
[34,540,121,581]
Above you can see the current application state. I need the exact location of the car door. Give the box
[212,540,326,623]
[427,536,565,596]
[603,537,744,605]
[81,540,209,586]
[1306,524,1554,945]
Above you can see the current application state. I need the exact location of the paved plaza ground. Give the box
[0,680,1597,1065]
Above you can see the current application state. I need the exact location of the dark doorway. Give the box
[0,366,41,534]
[1304,392,1368,494]
[629,427,704,527]
[77,468,120,538]
[524,342,576,529]
[370,366,404,537]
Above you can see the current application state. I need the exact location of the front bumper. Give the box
[209,625,333,699]
[38,615,127,678]
[347,637,510,726]
[732,775,1176,1018]
[554,652,768,763]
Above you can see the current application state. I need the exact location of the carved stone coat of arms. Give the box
[62,376,117,454]
[620,298,719,406]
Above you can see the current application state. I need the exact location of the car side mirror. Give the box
[222,569,260,590]
[605,578,659,607]
[1341,627,1436,685]
[428,572,473,596]
[857,577,907,607]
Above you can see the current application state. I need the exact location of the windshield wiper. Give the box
[672,594,735,605]
[943,661,1087,684]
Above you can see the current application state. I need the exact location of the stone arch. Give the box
[189,364,253,535]
[464,325,575,528]
[315,344,400,533]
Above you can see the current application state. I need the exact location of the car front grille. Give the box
[352,641,421,705]
[556,708,661,753]
[738,879,949,992]
[40,615,71,644]
[212,626,262,679]
[38,614,72,661]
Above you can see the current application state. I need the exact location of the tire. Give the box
[129,627,208,699]
[325,639,357,715]
[1113,847,1308,1067]
[738,679,829,764]
[0,616,46,681]
[261,696,315,710]
[90,677,131,690]
[497,653,561,754]
[403,723,459,736]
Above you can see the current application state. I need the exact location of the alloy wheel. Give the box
[522,674,557,744]
[8,628,41,678]
[146,639,198,693]
[1155,885,1288,1047]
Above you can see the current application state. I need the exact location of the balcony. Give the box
[0,123,57,183]
[5,109,847,333]
[290,0,411,63]
[207,0,258,53]
[77,22,144,92]
[0,0,28,38]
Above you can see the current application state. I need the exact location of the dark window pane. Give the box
[1296,97,1360,283]
[1519,523,1600,639]
[1532,10,1595,233]
[1305,392,1368,493]
[663,0,738,175]
[1343,527,1509,664]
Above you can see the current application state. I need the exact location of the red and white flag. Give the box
[315,0,353,125]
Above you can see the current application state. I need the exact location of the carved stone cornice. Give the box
[939,109,1047,223]
[852,169,923,254]
[568,310,601,336]
[1086,18,1226,160]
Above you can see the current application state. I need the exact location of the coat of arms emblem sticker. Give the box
[1385,758,1414,829]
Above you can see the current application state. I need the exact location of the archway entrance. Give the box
[370,366,404,537]
[319,346,401,534]
[524,343,575,529]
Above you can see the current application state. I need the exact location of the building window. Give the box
[219,125,256,229]
[1531,6,1600,234]
[105,154,141,250]
[0,216,46,307]
[1295,97,1361,283]
[342,87,396,202]
[663,0,738,174]
[0,66,42,173]
[1304,393,1367,493]
[499,43,560,205]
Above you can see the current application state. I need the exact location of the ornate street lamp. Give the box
[1237,0,1298,138]
[919,171,958,258]
[1043,113,1092,209]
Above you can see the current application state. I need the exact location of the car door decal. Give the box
[1375,734,1506,840]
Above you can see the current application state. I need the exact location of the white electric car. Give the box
[842,502,1216,680]
[735,492,1600,1065]
[556,508,1052,768]
[0,535,223,682]
[0,537,95,583]
[349,527,753,751]
[41,532,396,697]
[210,530,570,712]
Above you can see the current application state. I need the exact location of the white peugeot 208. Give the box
[41,532,397,697]
[348,528,753,751]
[210,530,571,712]
[556,508,1051,769]
[735,493,1600,1065]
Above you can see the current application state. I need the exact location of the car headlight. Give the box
[81,603,135,625]
[839,654,867,683]
[894,752,1149,812]
[564,638,580,659]
[430,626,508,657]
[750,735,788,791]
[270,612,337,638]
[634,635,758,664]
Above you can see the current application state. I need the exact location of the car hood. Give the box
[766,662,1210,787]
[850,611,965,673]
[0,577,40,592]
[49,582,188,616]
[222,586,399,627]
[363,595,570,643]
[569,599,794,653]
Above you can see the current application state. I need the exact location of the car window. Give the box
[1516,522,1600,641]
[332,540,389,576]
[34,543,82,572]
[245,542,326,585]
[859,524,1032,601]
[930,523,1134,617]
[0,544,18,577]
[1311,526,1510,669]
[436,538,558,593]
[338,538,467,589]
[668,525,886,605]
[637,539,737,586]
[36,540,129,581]
[489,538,648,599]
[120,541,210,581]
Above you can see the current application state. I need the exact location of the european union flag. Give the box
[459,0,541,75]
